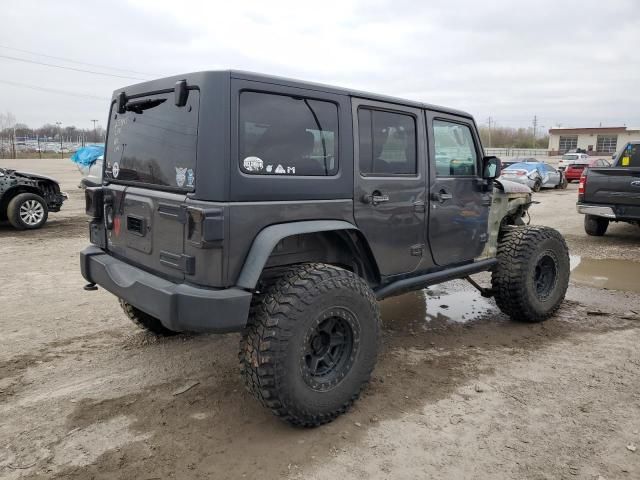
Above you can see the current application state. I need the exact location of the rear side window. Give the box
[358,108,417,175]
[433,120,478,176]
[619,144,640,167]
[239,91,338,176]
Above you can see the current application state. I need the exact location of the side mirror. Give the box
[482,156,501,179]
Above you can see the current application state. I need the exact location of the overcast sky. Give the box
[1,0,638,132]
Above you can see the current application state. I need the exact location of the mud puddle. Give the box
[381,282,499,329]
[570,256,640,293]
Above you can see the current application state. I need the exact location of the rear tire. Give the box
[532,180,542,192]
[7,193,48,230]
[239,263,380,427]
[584,215,609,236]
[556,175,568,189]
[492,226,569,323]
[119,299,177,336]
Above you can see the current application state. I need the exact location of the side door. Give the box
[353,99,427,277]
[543,164,560,186]
[426,113,491,266]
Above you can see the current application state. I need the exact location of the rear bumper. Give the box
[576,204,617,218]
[577,203,640,221]
[80,245,252,333]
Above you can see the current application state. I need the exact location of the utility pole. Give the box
[532,115,538,148]
[91,119,98,144]
[55,121,63,159]
[486,116,493,148]
[11,126,17,159]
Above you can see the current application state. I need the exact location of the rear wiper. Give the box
[124,98,166,114]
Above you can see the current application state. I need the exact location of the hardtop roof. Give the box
[229,70,473,118]
[113,70,474,120]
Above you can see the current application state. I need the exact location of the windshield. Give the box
[562,154,578,160]
[618,144,640,167]
[104,90,199,189]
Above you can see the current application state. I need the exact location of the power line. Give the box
[0,54,148,81]
[0,79,108,101]
[0,44,156,77]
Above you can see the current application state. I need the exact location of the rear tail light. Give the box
[187,207,224,248]
[578,172,586,200]
[85,187,104,219]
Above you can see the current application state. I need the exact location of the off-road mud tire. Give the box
[239,263,380,427]
[492,226,569,323]
[584,215,609,236]
[7,193,48,230]
[119,299,177,336]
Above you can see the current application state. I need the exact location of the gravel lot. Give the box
[1,158,639,480]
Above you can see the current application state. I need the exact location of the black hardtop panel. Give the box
[107,71,230,201]
[111,70,474,119]
[106,70,477,203]
[109,71,227,99]
[230,70,474,118]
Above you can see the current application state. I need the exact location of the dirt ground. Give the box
[1,158,639,480]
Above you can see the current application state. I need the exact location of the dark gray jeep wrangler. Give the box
[80,71,569,427]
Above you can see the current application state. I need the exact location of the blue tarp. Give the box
[70,145,105,167]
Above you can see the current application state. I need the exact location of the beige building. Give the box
[548,127,640,155]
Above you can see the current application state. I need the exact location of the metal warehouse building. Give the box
[548,127,640,155]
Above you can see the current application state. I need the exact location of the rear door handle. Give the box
[431,190,453,203]
[362,191,390,206]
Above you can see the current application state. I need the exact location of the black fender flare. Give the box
[236,220,363,289]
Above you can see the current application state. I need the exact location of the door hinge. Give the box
[410,244,425,256]
[160,250,195,275]
[158,203,188,224]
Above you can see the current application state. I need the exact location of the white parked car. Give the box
[558,152,589,170]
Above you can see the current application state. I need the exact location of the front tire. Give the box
[119,299,177,336]
[492,226,569,323]
[240,263,380,427]
[584,215,609,236]
[7,193,48,230]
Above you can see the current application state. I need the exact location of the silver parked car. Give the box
[499,162,567,192]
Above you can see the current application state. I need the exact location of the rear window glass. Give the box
[104,91,199,189]
[619,144,640,167]
[358,108,417,175]
[239,92,338,176]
